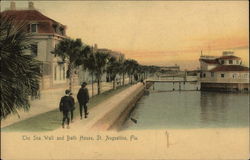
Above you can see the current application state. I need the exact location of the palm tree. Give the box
[124,59,132,84]
[82,47,96,96]
[93,51,110,95]
[107,56,120,89]
[0,15,41,119]
[140,65,149,80]
[124,59,139,84]
[117,56,126,86]
[53,38,87,91]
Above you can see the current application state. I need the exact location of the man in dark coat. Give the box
[59,89,75,128]
[77,82,89,119]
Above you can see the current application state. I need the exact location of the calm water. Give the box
[123,82,249,130]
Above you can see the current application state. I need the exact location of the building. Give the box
[199,51,249,92]
[1,2,73,90]
[160,64,180,72]
[158,64,181,77]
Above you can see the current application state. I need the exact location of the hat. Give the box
[65,89,71,94]
[81,82,87,86]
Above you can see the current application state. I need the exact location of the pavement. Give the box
[52,83,144,132]
[1,79,129,128]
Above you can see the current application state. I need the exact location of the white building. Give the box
[2,2,73,90]
[199,51,249,91]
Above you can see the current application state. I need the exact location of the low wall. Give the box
[88,83,145,131]
[145,81,154,89]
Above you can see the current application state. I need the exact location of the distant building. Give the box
[199,51,249,92]
[160,64,180,72]
[1,2,72,90]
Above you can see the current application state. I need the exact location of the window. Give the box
[203,73,206,77]
[221,60,224,64]
[236,60,239,64]
[30,24,37,32]
[232,73,237,79]
[52,24,57,33]
[221,74,225,78]
[211,72,214,77]
[229,60,233,64]
[59,27,65,35]
[30,44,38,57]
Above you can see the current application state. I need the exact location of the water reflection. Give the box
[200,92,228,126]
[199,91,248,128]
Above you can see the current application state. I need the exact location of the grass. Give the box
[1,84,131,132]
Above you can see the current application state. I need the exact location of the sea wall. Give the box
[145,81,154,89]
[88,83,145,131]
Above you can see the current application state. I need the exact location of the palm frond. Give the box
[0,15,41,120]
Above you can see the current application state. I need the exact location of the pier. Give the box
[146,79,198,83]
[145,76,199,91]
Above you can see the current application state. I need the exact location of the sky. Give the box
[1,1,249,70]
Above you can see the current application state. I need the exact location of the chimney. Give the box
[28,1,35,10]
[10,1,16,10]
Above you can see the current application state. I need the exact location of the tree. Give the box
[53,38,88,91]
[107,56,120,89]
[82,49,110,95]
[0,15,41,119]
[117,56,126,86]
[124,59,139,84]
[93,51,110,95]
[81,47,96,96]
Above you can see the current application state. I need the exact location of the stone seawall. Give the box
[145,81,154,89]
[88,83,145,131]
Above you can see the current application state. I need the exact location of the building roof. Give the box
[1,10,59,23]
[1,10,66,34]
[217,56,241,60]
[210,65,249,72]
[200,59,219,64]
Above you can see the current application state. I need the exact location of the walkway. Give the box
[1,79,129,128]
[52,83,144,133]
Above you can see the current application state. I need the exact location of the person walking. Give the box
[77,82,89,119]
[59,89,75,129]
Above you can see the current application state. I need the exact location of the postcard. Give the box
[1,1,249,160]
